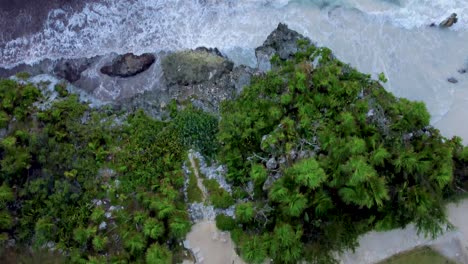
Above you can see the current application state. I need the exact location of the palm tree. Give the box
[0,183,14,207]
[143,218,165,240]
[92,235,108,252]
[241,235,268,264]
[123,232,146,257]
[145,243,172,264]
[235,202,254,224]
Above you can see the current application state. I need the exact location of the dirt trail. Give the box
[184,152,246,264]
[185,221,246,264]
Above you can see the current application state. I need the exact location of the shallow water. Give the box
[0,0,467,142]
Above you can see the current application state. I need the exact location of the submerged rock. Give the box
[458,68,467,74]
[439,13,458,28]
[448,77,459,83]
[100,53,156,77]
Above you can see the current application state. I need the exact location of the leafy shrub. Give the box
[218,44,460,263]
[215,214,237,231]
[173,105,219,157]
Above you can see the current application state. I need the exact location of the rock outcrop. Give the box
[100,53,156,78]
[255,23,311,72]
[0,23,318,117]
[54,57,99,82]
[162,48,233,86]
[439,13,458,28]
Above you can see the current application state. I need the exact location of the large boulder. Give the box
[100,53,156,78]
[162,48,234,86]
[255,23,311,72]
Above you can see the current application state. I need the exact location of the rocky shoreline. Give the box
[0,23,316,119]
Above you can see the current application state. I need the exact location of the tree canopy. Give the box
[217,43,468,263]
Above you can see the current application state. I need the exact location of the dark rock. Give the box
[162,49,234,86]
[439,13,458,28]
[429,23,437,27]
[448,77,458,83]
[255,23,312,72]
[458,68,467,74]
[100,53,156,78]
[53,57,98,82]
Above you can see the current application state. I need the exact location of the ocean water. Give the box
[0,0,467,142]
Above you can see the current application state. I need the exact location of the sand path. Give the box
[184,152,246,264]
[185,221,246,264]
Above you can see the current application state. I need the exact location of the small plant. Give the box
[215,214,237,231]
[378,72,388,83]
[54,83,69,97]
[15,72,31,80]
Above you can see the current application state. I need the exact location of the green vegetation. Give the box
[217,44,468,263]
[1,42,467,264]
[173,105,219,157]
[186,166,203,203]
[203,178,234,209]
[377,247,456,264]
[0,80,192,263]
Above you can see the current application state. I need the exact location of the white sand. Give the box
[184,221,245,264]
[338,199,468,264]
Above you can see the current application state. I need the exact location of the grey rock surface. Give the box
[255,23,311,72]
[162,48,234,86]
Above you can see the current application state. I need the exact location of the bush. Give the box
[215,214,237,231]
[173,106,219,157]
[218,43,459,263]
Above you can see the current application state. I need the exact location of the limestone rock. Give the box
[162,48,233,86]
[255,23,312,72]
[266,157,278,170]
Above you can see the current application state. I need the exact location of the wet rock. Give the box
[162,49,233,86]
[100,53,156,78]
[458,68,467,74]
[255,23,312,72]
[439,13,458,28]
[54,57,98,82]
[448,77,458,83]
